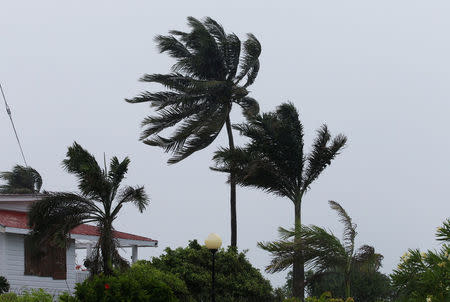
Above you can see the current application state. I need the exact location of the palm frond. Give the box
[108,156,130,192]
[0,165,42,194]
[63,142,110,199]
[236,33,261,85]
[353,245,383,272]
[113,185,149,215]
[301,125,347,194]
[28,192,99,246]
[236,96,260,118]
[328,200,356,255]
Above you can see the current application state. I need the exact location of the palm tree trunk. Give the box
[101,220,114,275]
[225,115,237,248]
[345,275,351,298]
[292,199,305,301]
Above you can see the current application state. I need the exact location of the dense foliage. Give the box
[305,271,392,302]
[148,240,274,301]
[74,268,179,302]
[0,165,42,194]
[126,16,262,248]
[28,142,149,275]
[391,218,450,302]
[213,103,347,300]
[0,276,9,294]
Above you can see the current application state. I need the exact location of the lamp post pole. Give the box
[211,249,217,302]
[205,233,222,302]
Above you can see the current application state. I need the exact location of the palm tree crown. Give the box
[212,102,347,203]
[126,16,261,164]
[0,165,42,194]
[28,142,149,275]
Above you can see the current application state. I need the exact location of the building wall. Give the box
[0,233,77,296]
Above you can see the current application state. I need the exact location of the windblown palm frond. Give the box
[329,200,357,255]
[126,16,261,164]
[28,142,149,275]
[0,165,42,194]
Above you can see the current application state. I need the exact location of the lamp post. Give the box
[205,233,222,302]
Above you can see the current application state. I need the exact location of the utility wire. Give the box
[1,83,28,166]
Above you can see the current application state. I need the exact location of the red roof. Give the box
[0,210,156,242]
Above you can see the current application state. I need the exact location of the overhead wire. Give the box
[1,83,28,166]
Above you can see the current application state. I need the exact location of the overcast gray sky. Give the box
[1,0,450,287]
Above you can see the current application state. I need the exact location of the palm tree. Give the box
[0,165,42,194]
[28,142,149,275]
[258,201,383,299]
[126,17,261,248]
[212,103,347,300]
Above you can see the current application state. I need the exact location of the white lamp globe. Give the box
[205,233,222,250]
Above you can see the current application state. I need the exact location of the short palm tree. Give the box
[126,16,261,248]
[259,201,383,299]
[212,103,347,300]
[0,165,42,194]
[28,142,149,275]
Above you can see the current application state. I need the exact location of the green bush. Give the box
[305,292,354,302]
[74,269,179,302]
[149,240,274,301]
[0,277,9,295]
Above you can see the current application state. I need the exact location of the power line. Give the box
[1,83,28,167]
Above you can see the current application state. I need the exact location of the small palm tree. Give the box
[259,201,383,299]
[28,142,149,275]
[126,16,261,248]
[0,165,42,194]
[212,103,347,300]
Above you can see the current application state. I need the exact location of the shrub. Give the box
[0,277,9,294]
[74,270,179,302]
[149,240,274,301]
[305,292,354,302]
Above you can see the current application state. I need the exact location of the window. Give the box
[24,236,66,280]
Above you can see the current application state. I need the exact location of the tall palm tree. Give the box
[0,165,42,194]
[212,103,347,300]
[258,201,383,299]
[126,17,261,248]
[28,142,149,275]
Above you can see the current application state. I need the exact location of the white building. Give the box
[0,194,158,295]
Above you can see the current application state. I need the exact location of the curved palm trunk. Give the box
[292,199,305,301]
[225,115,237,248]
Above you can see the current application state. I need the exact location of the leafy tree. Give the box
[126,16,261,248]
[28,142,149,275]
[0,165,42,194]
[212,103,347,300]
[391,218,450,302]
[148,240,274,301]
